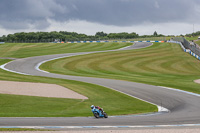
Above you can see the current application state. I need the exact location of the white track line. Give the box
[1,124,200,129]
[158,86,200,97]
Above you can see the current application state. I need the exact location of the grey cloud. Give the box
[62,0,196,25]
[0,0,200,30]
[0,0,65,29]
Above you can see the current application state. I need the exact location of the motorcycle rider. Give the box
[91,105,103,114]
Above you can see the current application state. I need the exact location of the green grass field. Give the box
[0,42,157,117]
[0,42,131,58]
[185,36,199,41]
[41,42,200,94]
[195,40,200,46]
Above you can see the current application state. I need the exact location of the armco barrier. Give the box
[0,42,5,44]
[168,41,200,61]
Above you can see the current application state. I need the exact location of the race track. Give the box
[1,42,200,128]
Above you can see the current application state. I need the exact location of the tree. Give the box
[128,32,139,38]
[153,31,158,36]
[95,31,107,37]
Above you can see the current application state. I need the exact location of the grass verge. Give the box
[195,40,200,46]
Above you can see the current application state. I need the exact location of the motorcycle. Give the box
[92,108,108,118]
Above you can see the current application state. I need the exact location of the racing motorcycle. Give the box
[92,107,108,118]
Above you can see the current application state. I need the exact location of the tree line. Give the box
[0,31,163,43]
[185,31,200,37]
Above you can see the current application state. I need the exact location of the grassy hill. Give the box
[41,42,200,94]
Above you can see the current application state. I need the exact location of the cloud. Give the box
[0,0,67,30]
[0,0,200,35]
[154,0,160,9]
[0,18,198,36]
[46,19,198,35]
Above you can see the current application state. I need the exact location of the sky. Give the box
[0,0,200,36]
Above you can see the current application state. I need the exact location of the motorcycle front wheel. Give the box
[94,112,99,118]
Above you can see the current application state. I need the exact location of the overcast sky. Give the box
[0,0,200,36]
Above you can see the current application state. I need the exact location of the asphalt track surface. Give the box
[1,42,200,128]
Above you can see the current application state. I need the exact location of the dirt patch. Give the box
[194,79,200,84]
[0,81,88,99]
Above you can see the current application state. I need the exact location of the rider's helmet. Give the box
[91,105,94,109]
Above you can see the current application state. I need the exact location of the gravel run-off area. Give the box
[0,81,88,99]
[194,79,200,84]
